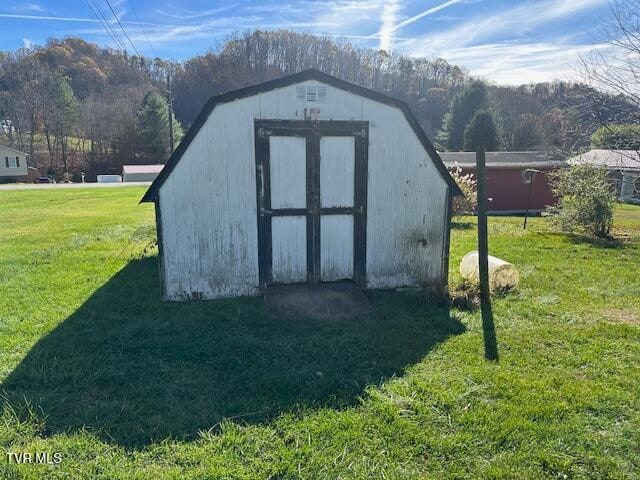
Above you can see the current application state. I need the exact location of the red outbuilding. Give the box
[440,151,565,214]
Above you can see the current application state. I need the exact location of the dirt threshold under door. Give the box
[264,282,374,321]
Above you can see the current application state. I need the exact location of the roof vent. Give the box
[318,86,328,103]
[296,85,328,103]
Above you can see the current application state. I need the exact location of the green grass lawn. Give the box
[1,188,639,479]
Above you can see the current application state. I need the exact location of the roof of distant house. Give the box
[0,144,28,155]
[439,151,564,169]
[122,164,164,174]
[567,150,640,171]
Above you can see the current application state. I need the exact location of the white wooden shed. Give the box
[122,164,164,182]
[142,70,462,301]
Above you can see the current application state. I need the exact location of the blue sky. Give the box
[0,0,612,85]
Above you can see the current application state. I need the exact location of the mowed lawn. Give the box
[0,187,639,479]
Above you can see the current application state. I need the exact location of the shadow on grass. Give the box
[566,233,624,249]
[451,220,475,230]
[480,298,499,362]
[1,258,465,448]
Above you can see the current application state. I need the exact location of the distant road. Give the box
[0,182,151,190]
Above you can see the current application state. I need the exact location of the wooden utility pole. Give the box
[476,150,498,360]
[167,69,174,154]
[477,150,489,301]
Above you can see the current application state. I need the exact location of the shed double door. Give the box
[255,120,368,287]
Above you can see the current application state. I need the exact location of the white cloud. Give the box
[154,5,238,21]
[0,13,99,22]
[393,0,463,32]
[23,4,44,12]
[397,0,607,53]
[389,0,609,84]
[419,41,612,85]
[375,0,465,51]
[0,12,154,25]
[127,16,261,43]
[126,0,384,45]
[22,37,34,49]
[313,0,385,34]
[379,0,401,51]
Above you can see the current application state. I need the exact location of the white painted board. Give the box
[269,136,306,209]
[271,215,307,283]
[320,136,354,208]
[320,215,354,281]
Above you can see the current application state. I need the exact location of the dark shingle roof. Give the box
[440,151,564,169]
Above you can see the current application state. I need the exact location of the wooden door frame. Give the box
[255,119,368,288]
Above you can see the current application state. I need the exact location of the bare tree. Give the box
[579,0,640,162]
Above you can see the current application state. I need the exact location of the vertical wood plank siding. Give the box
[320,136,355,208]
[158,80,449,300]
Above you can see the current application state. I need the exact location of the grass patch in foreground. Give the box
[0,188,639,479]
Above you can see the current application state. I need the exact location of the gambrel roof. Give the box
[141,69,462,202]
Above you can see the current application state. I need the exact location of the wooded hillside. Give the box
[0,31,634,181]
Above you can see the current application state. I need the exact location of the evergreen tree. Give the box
[437,81,488,151]
[463,110,499,152]
[136,92,183,162]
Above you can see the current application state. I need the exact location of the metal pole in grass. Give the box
[523,169,539,230]
[476,150,499,361]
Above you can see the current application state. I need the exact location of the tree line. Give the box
[0,31,635,181]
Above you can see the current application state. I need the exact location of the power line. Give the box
[81,0,169,102]
[103,0,169,95]
[84,0,178,154]
[104,0,145,59]
[126,0,160,59]
[82,0,127,51]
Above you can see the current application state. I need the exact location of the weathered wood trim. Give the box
[255,119,369,287]
[268,206,359,216]
[441,186,452,288]
[255,124,272,287]
[309,128,321,284]
[141,69,461,203]
[154,198,167,300]
[305,131,315,283]
[353,125,368,287]
[255,119,367,137]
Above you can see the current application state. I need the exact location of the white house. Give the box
[122,164,164,182]
[0,144,28,180]
[568,149,640,203]
[141,70,462,301]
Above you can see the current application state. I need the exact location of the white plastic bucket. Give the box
[459,251,519,290]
